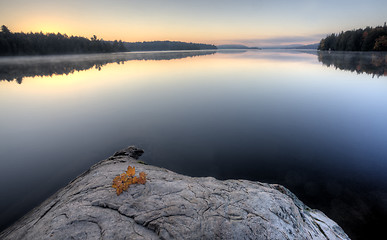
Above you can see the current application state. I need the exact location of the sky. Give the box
[1,0,386,47]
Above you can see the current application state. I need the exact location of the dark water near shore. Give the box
[1,50,387,239]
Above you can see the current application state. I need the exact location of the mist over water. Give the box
[1,50,387,239]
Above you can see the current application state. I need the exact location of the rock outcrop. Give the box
[0,146,350,240]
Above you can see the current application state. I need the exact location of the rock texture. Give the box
[0,146,350,240]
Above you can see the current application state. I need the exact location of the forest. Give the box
[0,25,217,56]
[0,25,126,55]
[318,23,387,51]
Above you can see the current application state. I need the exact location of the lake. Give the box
[1,50,387,239]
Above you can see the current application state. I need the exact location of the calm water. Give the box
[1,50,387,239]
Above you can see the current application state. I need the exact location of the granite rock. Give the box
[0,146,350,240]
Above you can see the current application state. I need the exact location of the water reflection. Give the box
[0,50,216,84]
[318,51,387,77]
[217,49,248,54]
[1,50,387,239]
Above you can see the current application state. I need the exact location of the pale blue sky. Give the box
[1,0,386,46]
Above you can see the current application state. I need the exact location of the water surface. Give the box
[1,50,387,239]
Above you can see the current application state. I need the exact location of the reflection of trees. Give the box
[0,51,216,84]
[318,51,387,77]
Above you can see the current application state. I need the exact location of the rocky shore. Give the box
[0,146,349,239]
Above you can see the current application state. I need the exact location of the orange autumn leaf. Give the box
[126,166,135,177]
[112,173,130,195]
[138,172,147,184]
[132,176,138,184]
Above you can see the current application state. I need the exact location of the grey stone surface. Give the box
[0,146,350,240]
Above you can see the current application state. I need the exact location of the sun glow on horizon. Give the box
[1,0,387,47]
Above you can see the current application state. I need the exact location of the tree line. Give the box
[318,23,387,51]
[0,25,126,55]
[0,25,217,56]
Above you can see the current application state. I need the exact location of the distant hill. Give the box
[285,43,319,49]
[123,41,217,51]
[263,43,319,49]
[217,44,260,50]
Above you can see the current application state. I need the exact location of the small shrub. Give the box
[112,166,147,195]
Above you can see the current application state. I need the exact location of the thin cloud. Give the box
[222,34,327,47]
